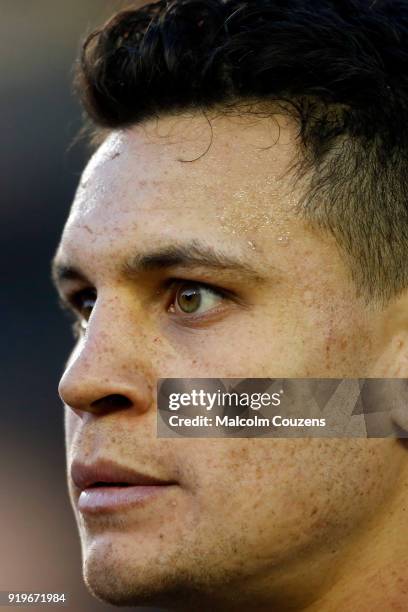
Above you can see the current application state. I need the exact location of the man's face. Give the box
[55,113,405,608]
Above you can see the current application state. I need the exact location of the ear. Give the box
[372,291,408,377]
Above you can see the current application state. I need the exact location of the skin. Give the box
[53,111,408,611]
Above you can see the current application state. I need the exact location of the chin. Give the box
[81,532,197,609]
[84,553,168,607]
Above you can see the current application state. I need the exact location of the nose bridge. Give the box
[68,298,131,377]
[58,297,153,415]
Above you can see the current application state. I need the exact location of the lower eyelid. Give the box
[170,297,233,324]
[167,307,234,331]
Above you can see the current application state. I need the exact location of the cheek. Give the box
[256,291,376,377]
[64,408,82,457]
[160,308,372,379]
[306,307,376,376]
[181,439,402,561]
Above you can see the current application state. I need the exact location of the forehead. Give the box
[58,112,304,272]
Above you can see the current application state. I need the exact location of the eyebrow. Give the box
[51,261,88,288]
[124,242,263,279]
[51,241,264,290]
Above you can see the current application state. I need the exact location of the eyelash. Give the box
[63,280,234,338]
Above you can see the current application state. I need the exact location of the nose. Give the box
[58,310,153,417]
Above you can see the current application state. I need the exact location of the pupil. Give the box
[178,287,201,313]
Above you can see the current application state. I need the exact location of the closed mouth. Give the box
[70,458,177,491]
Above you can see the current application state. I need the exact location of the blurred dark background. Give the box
[1,2,145,610]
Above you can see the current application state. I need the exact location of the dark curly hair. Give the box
[77,0,408,302]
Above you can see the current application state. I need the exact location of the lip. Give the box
[71,459,177,514]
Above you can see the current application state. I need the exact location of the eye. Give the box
[168,282,224,316]
[71,288,97,327]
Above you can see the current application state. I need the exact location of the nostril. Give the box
[90,394,132,412]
